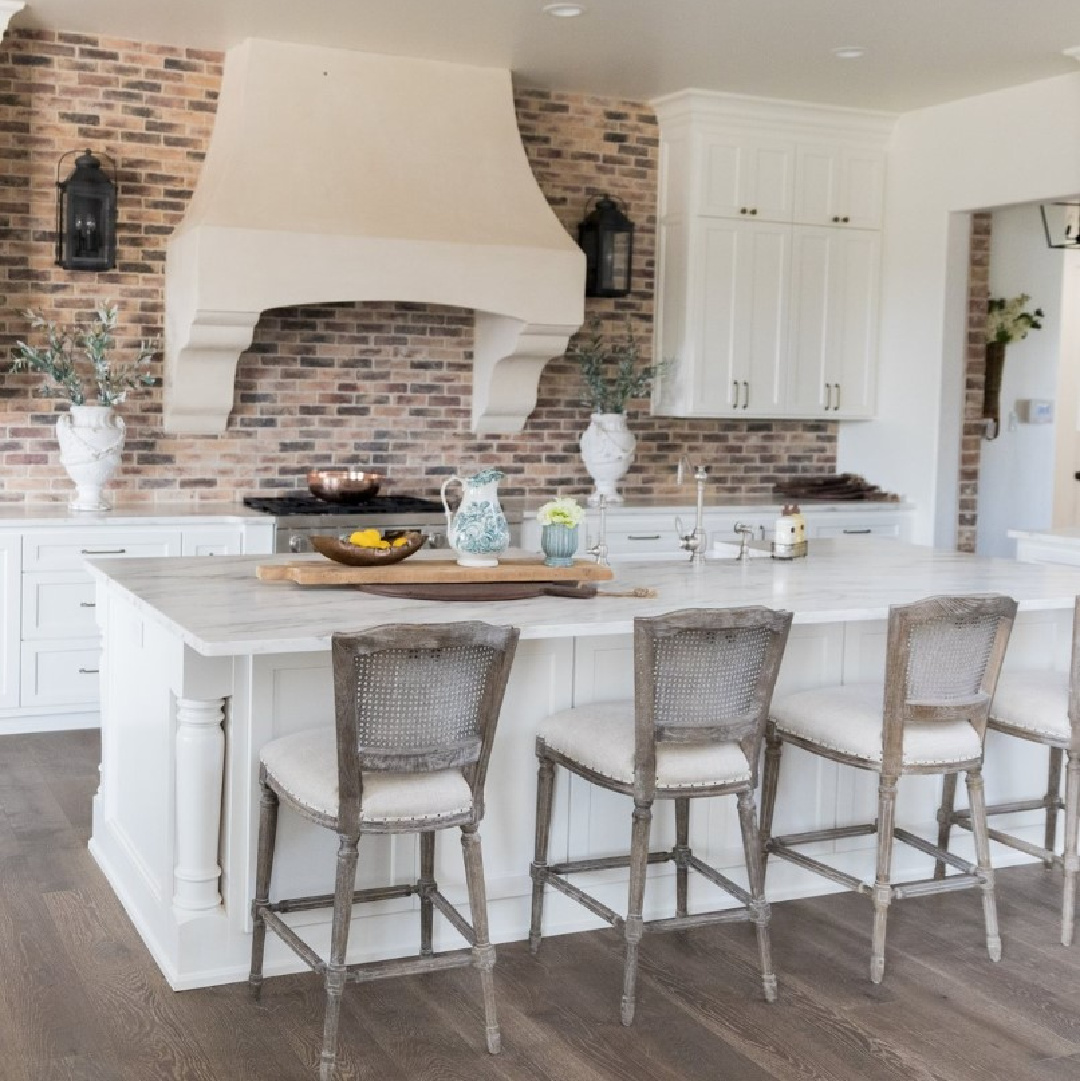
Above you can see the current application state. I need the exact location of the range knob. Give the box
[288,534,311,553]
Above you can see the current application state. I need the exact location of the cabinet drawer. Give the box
[814,523,899,539]
[22,529,182,571]
[22,572,98,640]
[20,640,100,708]
[603,519,681,557]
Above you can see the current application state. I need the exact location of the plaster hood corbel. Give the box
[164,39,585,435]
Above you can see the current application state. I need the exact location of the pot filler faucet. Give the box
[675,457,709,566]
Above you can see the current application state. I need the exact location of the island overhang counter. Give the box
[86,539,1080,989]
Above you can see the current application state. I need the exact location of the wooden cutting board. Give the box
[256,555,615,587]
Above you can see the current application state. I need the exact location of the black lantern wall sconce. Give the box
[1040,200,1080,249]
[55,148,118,271]
[578,193,634,297]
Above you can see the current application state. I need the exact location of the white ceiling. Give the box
[14,0,1080,112]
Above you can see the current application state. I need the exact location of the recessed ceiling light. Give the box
[831,46,865,60]
[543,3,586,16]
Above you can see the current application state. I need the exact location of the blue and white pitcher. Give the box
[440,468,511,568]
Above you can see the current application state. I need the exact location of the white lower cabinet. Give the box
[0,515,273,731]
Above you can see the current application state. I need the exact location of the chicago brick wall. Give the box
[0,29,838,505]
[956,212,992,552]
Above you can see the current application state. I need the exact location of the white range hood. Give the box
[164,39,585,434]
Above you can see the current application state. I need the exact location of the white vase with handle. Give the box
[580,412,635,506]
[56,404,126,511]
[440,468,511,568]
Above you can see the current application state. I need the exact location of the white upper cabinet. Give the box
[652,91,894,422]
[698,133,796,222]
[794,144,885,229]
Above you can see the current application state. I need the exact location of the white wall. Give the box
[976,205,1064,557]
[1052,253,1080,527]
[838,72,1080,546]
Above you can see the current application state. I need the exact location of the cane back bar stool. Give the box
[248,621,519,1081]
[529,606,792,1024]
[761,594,1016,983]
[936,596,1080,945]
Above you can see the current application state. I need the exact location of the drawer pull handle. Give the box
[842,528,872,535]
[80,548,127,555]
[78,667,100,675]
[627,534,662,541]
[79,601,96,609]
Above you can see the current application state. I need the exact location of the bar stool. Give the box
[248,621,519,1081]
[760,594,1016,983]
[529,606,792,1024]
[936,597,1080,945]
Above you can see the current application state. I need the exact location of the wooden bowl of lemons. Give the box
[311,529,425,567]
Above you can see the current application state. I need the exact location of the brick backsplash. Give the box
[0,30,837,506]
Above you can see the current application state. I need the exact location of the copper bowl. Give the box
[311,531,425,567]
[306,469,383,504]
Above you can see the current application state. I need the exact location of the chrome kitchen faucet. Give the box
[675,457,709,566]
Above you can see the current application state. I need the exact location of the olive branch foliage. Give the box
[9,301,158,406]
[567,317,663,414]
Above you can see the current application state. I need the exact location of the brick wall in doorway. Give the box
[956,212,993,553]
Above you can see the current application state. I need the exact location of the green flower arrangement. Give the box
[568,318,663,414]
[985,294,1044,345]
[9,301,158,406]
[536,497,586,528]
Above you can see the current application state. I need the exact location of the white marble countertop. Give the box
[0,502,267,527]
[1009,526,1080,542]
[86,538,1080,657]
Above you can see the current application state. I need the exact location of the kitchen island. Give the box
[87,539,1080,989]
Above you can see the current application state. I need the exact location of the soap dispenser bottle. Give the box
[773,503,808,560]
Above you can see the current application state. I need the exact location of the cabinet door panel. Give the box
[0,535,19,709]
[741,223,789,414]
[699,134,794,221]
[697,220,744,409]
[829,230,880,417]
[838,150,885,230]
[793,146,837,225]
[785,227,831,414]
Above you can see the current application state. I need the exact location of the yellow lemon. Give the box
[348,528,382,547]
[391,536,410,548]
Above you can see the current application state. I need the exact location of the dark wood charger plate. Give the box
[360,582,598,601]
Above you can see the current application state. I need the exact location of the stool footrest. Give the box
[347,949,474,984]
[893,828,974,874]
[766,842,870,894]
[544,870,624,930]
[685,854,751,906]
[771,823,877,847]
[956,797,1064,819]
[260,909,326,974]
[268,883,416,915]
[430,888,476,945]
[549,851,673,876]
[892,874,982,900]
[644,908,752,934]
[954,818,1062,866]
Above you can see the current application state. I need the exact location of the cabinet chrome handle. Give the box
[740,207,748,215]
[749,208,758,215]
[824,382,833,410]
[742,381,750,409]
[80,547,126,555]
[79,601,96,609]
[732,379,740,409]
[627,534,662,541]
[78,667,100,675]
[833,383,841,411]
[842,528,872,535]
[831,216,841,223]
[841,216,850,223]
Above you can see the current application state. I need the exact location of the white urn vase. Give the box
[56,404,126,512]
[579,412,636,506]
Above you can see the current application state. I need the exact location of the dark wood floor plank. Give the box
[2,731,1080,1081]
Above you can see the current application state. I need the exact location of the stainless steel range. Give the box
[244,495,453,553]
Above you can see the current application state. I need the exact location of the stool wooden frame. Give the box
[248,622,519,1081]
[529,606,792,1024]
[936,598,1080,945]
[761,594,1016,983]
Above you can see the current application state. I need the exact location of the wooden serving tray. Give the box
[256,555,614,587]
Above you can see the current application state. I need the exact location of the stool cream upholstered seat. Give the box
[937,599,1080,946]
[248,622,519,1081]
[761,594,1016,984]
[529,607,792,1024]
